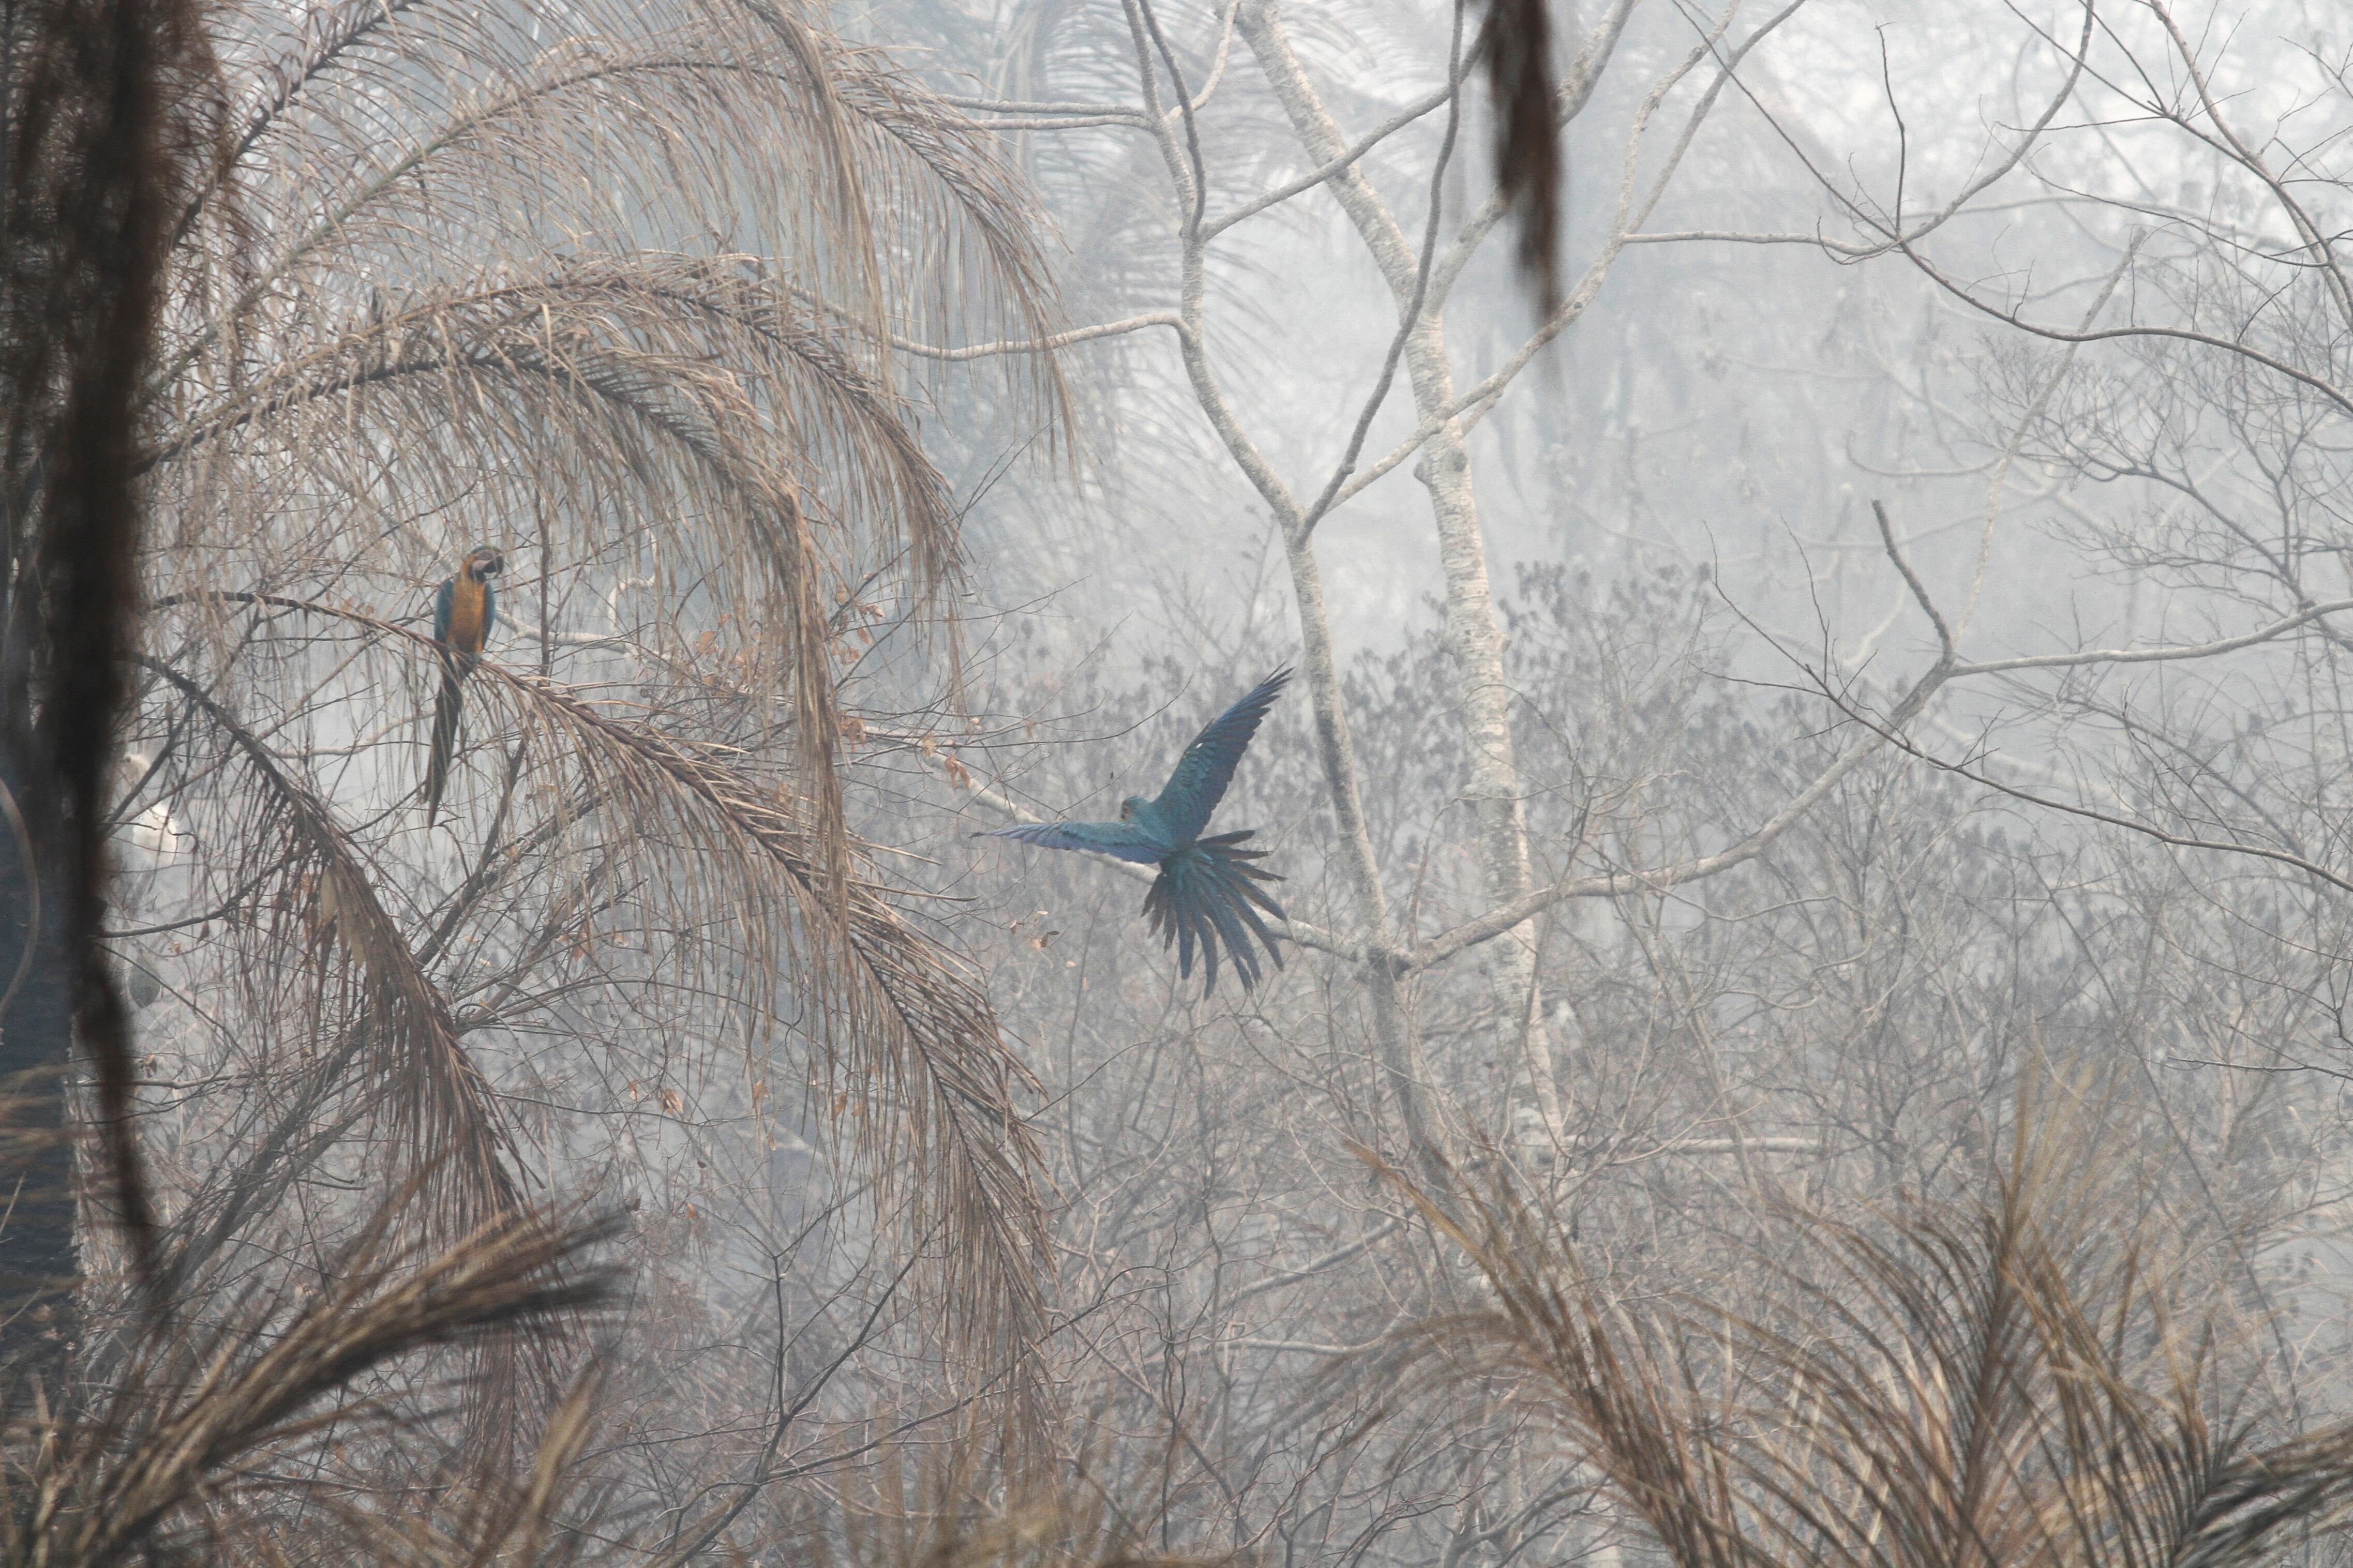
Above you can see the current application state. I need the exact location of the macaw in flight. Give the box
[424,546,504,822]
[985,668,1291,994]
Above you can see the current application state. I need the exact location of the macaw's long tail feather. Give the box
[423,662,464,823]
[1142,830,1286,995]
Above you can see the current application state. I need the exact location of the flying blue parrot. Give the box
[985,668,1291,993]
[424,546,503,822]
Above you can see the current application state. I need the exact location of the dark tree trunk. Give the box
[0,0,213,1402]
[0,741,79,1398]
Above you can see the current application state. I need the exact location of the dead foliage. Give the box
[1367,1099,2353,1568]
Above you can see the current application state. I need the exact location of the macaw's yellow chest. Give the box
[445,574,491,655]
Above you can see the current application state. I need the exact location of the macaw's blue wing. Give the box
[433,576,455,644]
[1142,830,1285,994]
[1149,667,1291,845]
[983,819,1165,865]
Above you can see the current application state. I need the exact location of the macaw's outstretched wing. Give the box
[1149,667,1291,844]
[983,819,1165,864]
[1142,830,1285,995]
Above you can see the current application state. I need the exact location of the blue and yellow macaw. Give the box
[985,668,1291,993]
[424,546,503,822]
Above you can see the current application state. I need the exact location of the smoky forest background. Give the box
[14,0,2353,1559]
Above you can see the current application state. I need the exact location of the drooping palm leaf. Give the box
[118,0,1067,1392]
[1369,1118,2353,1568]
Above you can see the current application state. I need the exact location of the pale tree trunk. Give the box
[1240,0,1556,1129]
[1100,0,1447,1167]
[1420,411,1555,1129]
[1284,531,1441,1162]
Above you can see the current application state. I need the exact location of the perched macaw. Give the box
[985,668,1291,993]
[424,546,503,822]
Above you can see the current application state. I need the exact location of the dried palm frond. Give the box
[477,663,1049,1362]
[140,654,521,1238]
[269,1365,612,1566]
[3,1201,620,1565]
[134,588,1045,1375]
[151,254,967,876]
[108,0,1067,1413]
[0,0,1069,1546]
[1367,1106,2353,1568]
[140,0,1067,902]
